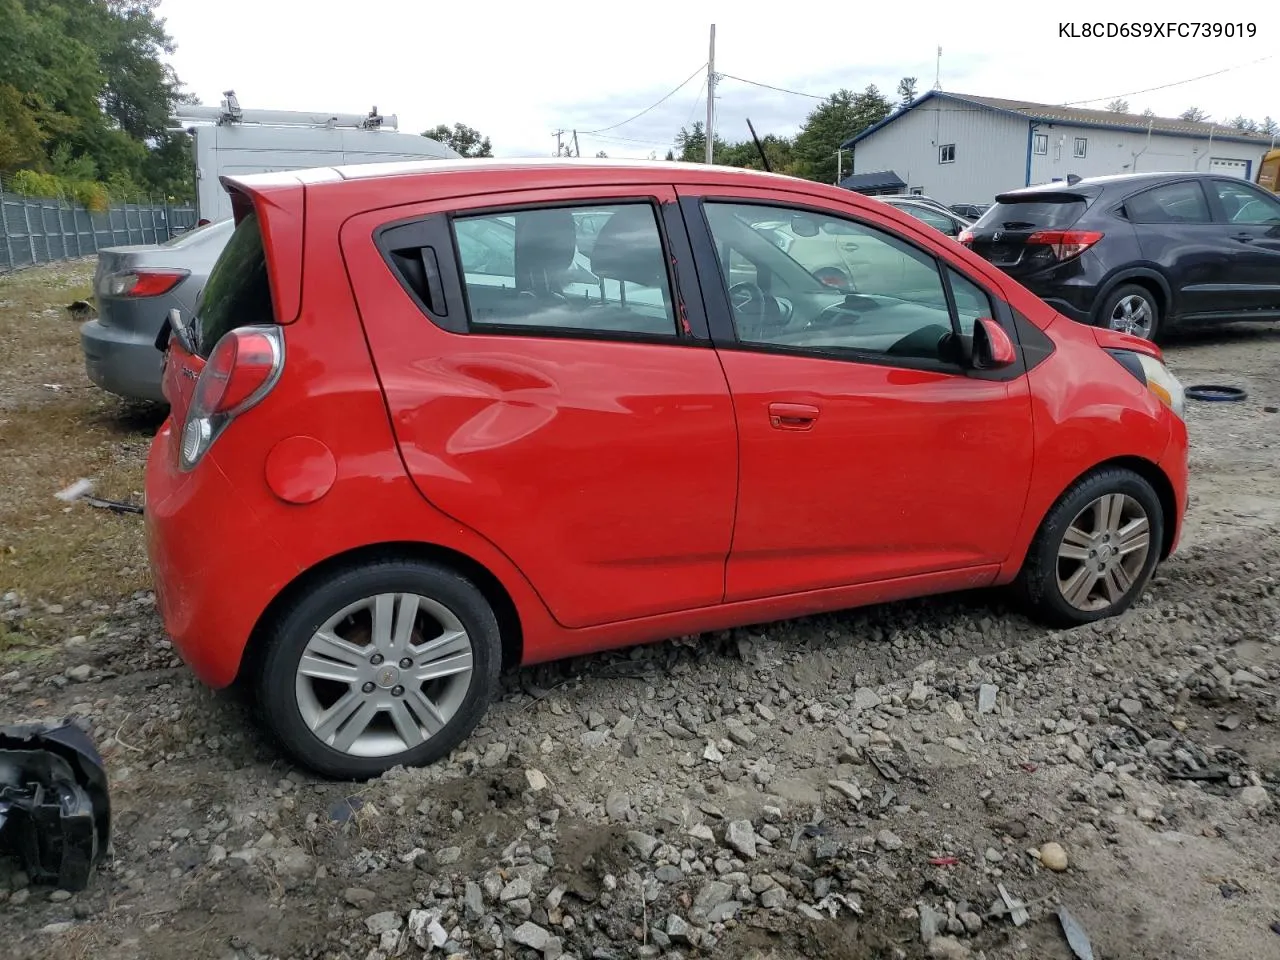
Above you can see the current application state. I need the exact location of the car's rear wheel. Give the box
[1098,283,1160,341]
[1017,467,1164,627]
[256,559,501,779]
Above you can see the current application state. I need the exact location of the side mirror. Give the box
[972,317,1016,370]
[790,215,819,238]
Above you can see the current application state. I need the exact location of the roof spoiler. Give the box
[994,190,1088,204]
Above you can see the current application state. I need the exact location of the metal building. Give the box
[840,92,1274,207]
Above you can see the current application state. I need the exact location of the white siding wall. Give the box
[1027,125,1266,185]
[852,103,1271,207]
[851,106,1026,206]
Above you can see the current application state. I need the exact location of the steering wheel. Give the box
[728,281,770,338]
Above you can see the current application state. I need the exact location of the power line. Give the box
[579,63,707,134]
[1063,55,1274,106]
[717,72,827,100]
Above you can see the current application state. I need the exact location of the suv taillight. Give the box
[179,325,283,471]
[1026,230,1103,261]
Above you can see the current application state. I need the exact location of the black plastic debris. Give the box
[0,721,111,891]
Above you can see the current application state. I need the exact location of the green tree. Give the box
[1261,116,1278,136]
[1140,108,1157,118]
[1230,115,1258,132]
[791,85,892,185]
[1180,106,1209,122]
[1107,98,1130,113]
[897,77,918,107]
[423,123,493,157]
[673,121,729,163]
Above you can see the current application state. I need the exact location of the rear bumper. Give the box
[145,422,296,688]
[81,319,166,403]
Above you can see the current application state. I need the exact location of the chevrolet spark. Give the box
[145,159,1189,779]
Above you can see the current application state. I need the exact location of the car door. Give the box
[675,185,1035,602]
[1123,178,1251,318]
[339,187,738,629]
[1204,178,1280,314]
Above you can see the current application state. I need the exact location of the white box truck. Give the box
[171,91,462,224]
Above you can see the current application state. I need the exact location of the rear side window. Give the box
[977,199,1086,230]
[1123,181,1210,223]
[196,212,274,357]
[454,203,678,338]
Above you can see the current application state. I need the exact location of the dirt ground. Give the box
[0,259,1277,960]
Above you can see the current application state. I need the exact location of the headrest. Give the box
[515,208,577,282]
[588,206,666,288]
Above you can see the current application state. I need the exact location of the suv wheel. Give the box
[1017,467,1164,627]
[256,559,501,779]
[1098,283,1160,341]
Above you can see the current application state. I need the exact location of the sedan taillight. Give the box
[98,269,189,298]
[1026,230,1103,261]
[179,326,283,471]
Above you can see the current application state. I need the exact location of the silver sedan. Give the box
[81,219,233,403]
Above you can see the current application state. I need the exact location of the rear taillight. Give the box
[957,227,974,245]
[179,326,283,471]
[1026,230,1103,261]
[98,269,189,298]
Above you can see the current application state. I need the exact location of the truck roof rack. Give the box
[170,90,398,131]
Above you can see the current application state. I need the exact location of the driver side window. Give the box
[703,201,961,364]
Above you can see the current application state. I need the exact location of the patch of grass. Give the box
[0,260,161,635]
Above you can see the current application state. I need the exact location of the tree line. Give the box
[0,0,195,208]
[1105,99,1275,135]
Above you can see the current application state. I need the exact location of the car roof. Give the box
[999,171,1231,200]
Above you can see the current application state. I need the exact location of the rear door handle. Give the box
[769,402,820,430]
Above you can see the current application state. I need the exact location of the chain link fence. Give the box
[0,189,198,274]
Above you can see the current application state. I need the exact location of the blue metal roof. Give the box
[840,91,1275,151]
[838,170,906,191]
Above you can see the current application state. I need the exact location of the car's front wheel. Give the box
[1017,467,1164,627]
[1098,283,1160,341]
[256,559,501,779]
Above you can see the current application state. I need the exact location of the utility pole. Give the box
[572,130,580,158]
[706,24,716,164]
[835,148,843,184]
[933,46,942,91]
[553,129,564,157]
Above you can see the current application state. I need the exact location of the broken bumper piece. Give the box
[0,721,111,891]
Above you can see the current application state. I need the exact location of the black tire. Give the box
[1095,282,1161,342]
[256,559,501,780]
[1016,467,1164,628]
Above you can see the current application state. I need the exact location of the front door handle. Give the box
[1234,232,1255,242]
[769,402,820,430]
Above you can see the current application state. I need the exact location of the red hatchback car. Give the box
[145,159,1188,779]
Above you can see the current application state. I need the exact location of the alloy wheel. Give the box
[294,592,474,758]
[1055,493,1152,612]
[1108,294,1154,339]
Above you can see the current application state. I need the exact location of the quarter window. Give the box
[702,202,966,364]
[454,203,679,337]
[939,144,956,164]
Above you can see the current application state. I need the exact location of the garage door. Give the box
[1209,157,1250,179]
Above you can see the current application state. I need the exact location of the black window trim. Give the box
[373,195,712,346]
[1115,177,1214,225]
[677,194,1028,383]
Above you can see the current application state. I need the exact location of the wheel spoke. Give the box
[298,654,360,684]
[1097,494,1125,534]
[1117,516,1150,556]
[312,689,365,741]
[331,699,380,753]
[370,594,397,654]
[1061,565,1099,608]
[307,630,367,667]
[388,594,420,657]
[404,687,446,737]
[413,630,473,681]
[1062,525,1093,549]
[1103,564,1133,603]
[388,700,426,749]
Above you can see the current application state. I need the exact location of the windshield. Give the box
[195,212,275,358]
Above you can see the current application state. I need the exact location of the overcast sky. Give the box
[158,2,1278,159]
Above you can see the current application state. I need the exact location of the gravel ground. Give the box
[1,262,1278,960]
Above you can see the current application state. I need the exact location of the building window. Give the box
[1073,137,1088,158]
[1033,133,1048,155]
[910,187,923,195]
[939,143,956,164]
